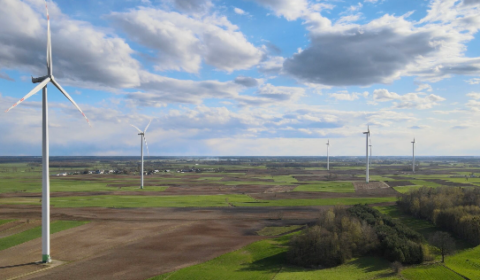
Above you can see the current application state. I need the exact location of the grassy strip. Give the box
[293,181,354,193]
[0,220,89,251]
[0,195,397,208]
[257,225,303,236]
[445,245,480,280]
[275,257,400,280]
[231,197,397,207]
[401,264,464,280]
[393,185,423,194]
[0,219,14,226]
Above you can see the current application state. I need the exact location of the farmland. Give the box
[1,156,480,279]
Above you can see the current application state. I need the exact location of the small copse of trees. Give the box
[287,206,378,268]
[287,204,425,268]
[397,186,480,245]
[347,204,425,264]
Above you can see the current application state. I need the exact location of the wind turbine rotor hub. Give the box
[32,75,50,84]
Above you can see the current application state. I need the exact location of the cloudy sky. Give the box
[1,0,480,156]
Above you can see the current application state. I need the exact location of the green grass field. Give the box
[0,219,14,226]
[275,257,400,280]
[0,195,397,208]
[401,264,464,280]
[0,220,89,251]
[256,225,303,236]
[358,175,395,181]
[231,197,397,207]
[393,185,423,193]
[0,176,170,194]
[293,181,354,193]
[445,245,480,280]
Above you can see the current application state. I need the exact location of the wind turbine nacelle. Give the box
[32,75,50,84]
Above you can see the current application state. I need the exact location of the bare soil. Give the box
[0,205,321,280]
[383,181,414,187]
[354,181,398,196]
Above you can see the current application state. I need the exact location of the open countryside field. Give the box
[1,156,480,279]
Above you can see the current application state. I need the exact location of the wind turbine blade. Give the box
[51,78,91,126]
[130,124,142,133]
[45,0,52,75]
[144,119,152,133]
[5,77,51,113]
[143,136,150,156]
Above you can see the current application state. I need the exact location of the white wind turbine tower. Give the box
[326,139,330,171]
[363,126,370,183]
[4,1,91,263]
[369,137,372,166]
[412,138,416,173]
[131,120,151,189]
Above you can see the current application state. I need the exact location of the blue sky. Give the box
[1,0,480,156]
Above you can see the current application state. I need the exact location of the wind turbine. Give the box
[411,138,415,173]
[369,137,372,166]
[4,1,91,263]
[131,120,151,189]
[363,126,370,183]
[326,139,330,171]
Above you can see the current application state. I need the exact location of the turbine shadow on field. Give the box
[237,252,286,273]
[0,262,37,269]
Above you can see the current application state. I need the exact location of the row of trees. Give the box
[397,186,480,245]
[287,205,426,268]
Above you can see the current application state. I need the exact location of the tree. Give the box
[429,231,455,263]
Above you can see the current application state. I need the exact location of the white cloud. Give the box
[466,99,480,111]
[251,0,310,21]
[416,84,433,92]
[466,92,480,99]
[234,7,247,15]
[0,0,141,90]
[465,78,480,84]
[347,3,363,12]
[329,91,368,101]
[373,89,445,109]
[279,0,480,86]
[168,0,213,15]
[236,83,305,106]
[258,56,285,74]
[109,7,264,73]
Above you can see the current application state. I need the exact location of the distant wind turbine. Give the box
[363,126,370,183]
[131,120,152,189]
[4,1,91,263]
[326,139,330,171]
[412,138,416,173]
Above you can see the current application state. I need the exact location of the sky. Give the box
[1,0,480,156]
